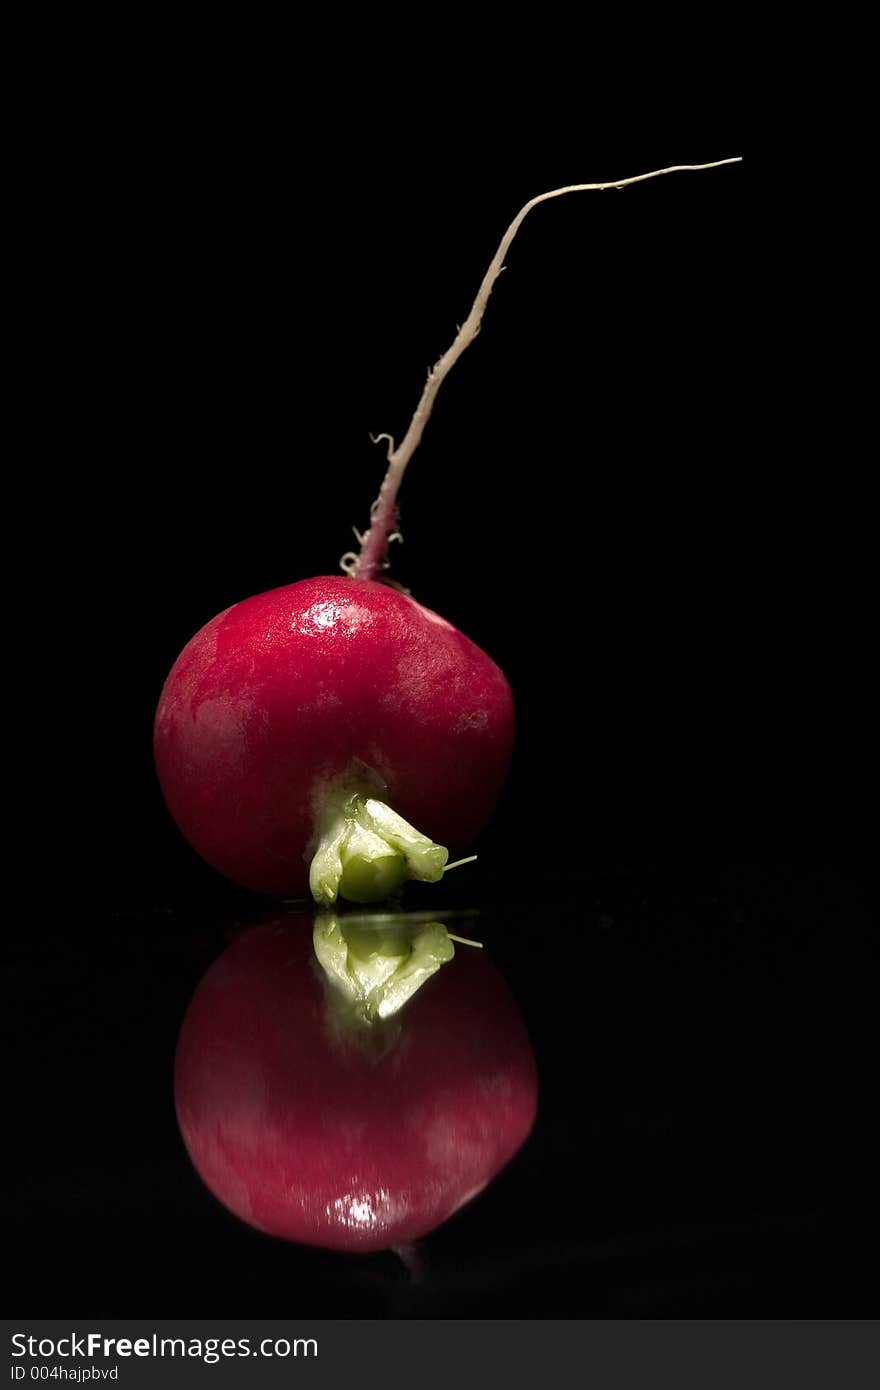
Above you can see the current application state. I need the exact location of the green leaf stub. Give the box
[309,793,449,906]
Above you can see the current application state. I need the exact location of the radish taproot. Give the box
[155,159,741,903]
[174,913,537,1252]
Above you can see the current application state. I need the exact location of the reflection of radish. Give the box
[155,160,740,902]
[174,916,537,1252]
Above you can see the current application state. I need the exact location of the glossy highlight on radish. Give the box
[173,914,538,1252]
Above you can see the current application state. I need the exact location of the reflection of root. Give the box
[392,1241,428,1282]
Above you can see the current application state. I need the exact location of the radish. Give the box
[155,575,512,900]
[174,914,538,1252]
[155,159,740,903]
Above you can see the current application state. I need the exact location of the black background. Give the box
[9,41,877,1317]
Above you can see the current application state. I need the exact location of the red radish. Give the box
[155,160,740,902]
[174,914,538,1252]
[154,575,513,900]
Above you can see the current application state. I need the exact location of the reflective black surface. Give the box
[8,864,877,1316]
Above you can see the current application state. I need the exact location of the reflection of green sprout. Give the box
[313,912,481,1022]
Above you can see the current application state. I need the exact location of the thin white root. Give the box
[369,432,396,458]
[442,854,479,873]
[339,551,360,577]
[349,158,742,581]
